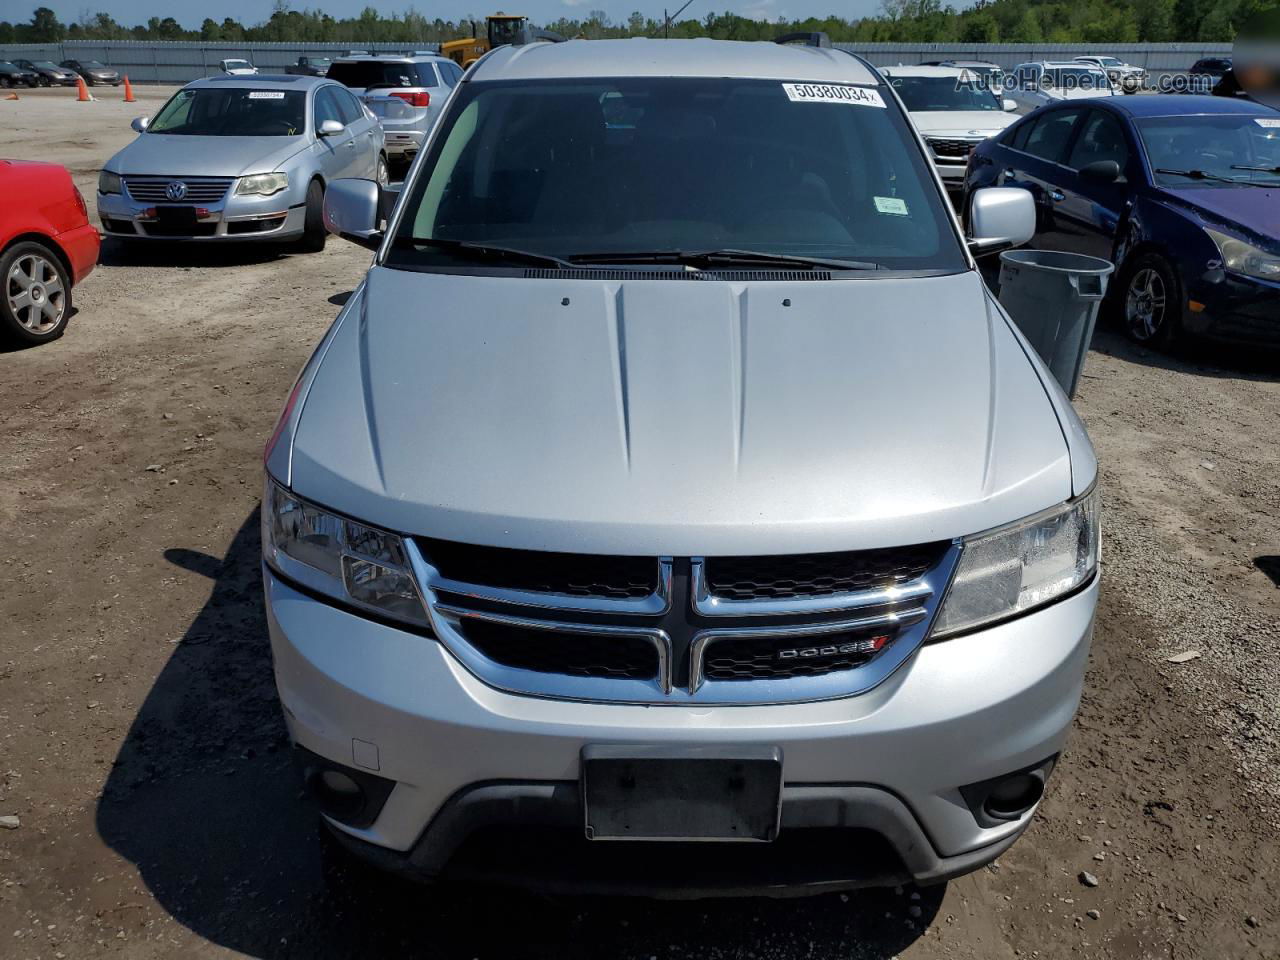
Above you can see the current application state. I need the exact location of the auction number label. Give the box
[782,83,885,108]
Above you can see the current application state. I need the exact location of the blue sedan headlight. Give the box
[1206,228,1280,281]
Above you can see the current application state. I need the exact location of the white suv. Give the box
[881,65,1018,187]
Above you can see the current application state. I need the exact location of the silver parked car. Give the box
[264,38,1099,896]
[327,54,464,167]
[97,75,387,249]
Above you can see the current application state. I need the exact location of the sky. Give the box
[6,0,885,28]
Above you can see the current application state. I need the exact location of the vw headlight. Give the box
[932,488,1099,638]
[98,170,121,195]
[236,172,289,197]
[1207,228,1280,280]
[262,477,431,629]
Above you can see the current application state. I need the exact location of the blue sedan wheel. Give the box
[1123,254,1181,346]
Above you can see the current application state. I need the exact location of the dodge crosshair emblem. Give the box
[165,180,188,201]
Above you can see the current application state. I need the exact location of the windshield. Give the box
[390,77,965,273]
[224,60,251,69]
[1043,68,1109,90]
[148,88,306,136]
[887,75,1002,112]
[30,61,59,69]
[0,62,18,70]
[82,61,107,70]
[1140,114,1280,186]
[327,60,436,89]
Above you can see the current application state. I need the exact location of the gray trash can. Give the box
[997,250,1114,399]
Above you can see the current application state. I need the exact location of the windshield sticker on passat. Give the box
[782,83,885,108]
[248,91,286,100]
[874,196,909,216]
[1255,117,1280,127]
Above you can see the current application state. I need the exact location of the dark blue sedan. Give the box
[964,95,1280,348]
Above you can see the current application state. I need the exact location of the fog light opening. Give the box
[982,771,1046,821]
[308,768,367,822]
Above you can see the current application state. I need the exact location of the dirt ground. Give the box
[2,85,1279,960]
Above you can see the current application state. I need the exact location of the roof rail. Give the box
[774,32,832,48]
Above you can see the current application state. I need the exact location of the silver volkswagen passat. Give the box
[97,75,388,250]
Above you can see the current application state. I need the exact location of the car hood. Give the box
[106,135,305,178]
[1161,184,1280,244]
[910,111,1015,136]
[287,267,1074,555]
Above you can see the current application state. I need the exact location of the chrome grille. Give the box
[408,539,960,706]
[124,176,233,203]
[927,137,982,160]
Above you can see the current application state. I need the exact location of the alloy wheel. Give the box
[7,253,66,335]
[1125,267,1166,341]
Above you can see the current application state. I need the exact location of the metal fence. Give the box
[0,39,1233,86]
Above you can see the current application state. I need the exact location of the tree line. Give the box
[0,0,1263,47]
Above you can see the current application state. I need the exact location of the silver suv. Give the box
[264,38,1100,896]
[327,54,463,167]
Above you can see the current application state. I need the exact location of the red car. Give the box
[1,160,100,345]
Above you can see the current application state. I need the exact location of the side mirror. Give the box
[323,178,382,250]
[967,186,1036,257]
[1003,98,1018,112]
[318,119,345,137]
[1080,159,1120,183]
[131,116,149,133]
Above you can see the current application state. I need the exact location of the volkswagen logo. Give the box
[164,180,188,201]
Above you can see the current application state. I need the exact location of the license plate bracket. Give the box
[582,745,782,842]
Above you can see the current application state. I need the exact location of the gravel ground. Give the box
[1,85,1279,959]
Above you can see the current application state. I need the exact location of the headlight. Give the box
[236,172,289,197]
[932,488,1100,638]
[262,478,431,629]
[1207,228,1280,280]
[98,170,121,195]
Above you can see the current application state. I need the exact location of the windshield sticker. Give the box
[782,83,885,108]
[248,90,286,100]
[874,196,909,216]
[1255,118,1280,127]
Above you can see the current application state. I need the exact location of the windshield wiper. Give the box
[567,248,880,270]
[1230,164,1280,175]
[394,237,576,268]
[1156,167,1271,186]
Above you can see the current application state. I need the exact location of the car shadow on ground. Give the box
[1088,325,1280,382]
[95,510,940,959]
[96,237,303,269]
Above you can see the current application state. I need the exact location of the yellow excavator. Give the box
[440,14,563,69]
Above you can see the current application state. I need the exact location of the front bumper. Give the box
[266,568,1097,894]
[97,187,306,242]
[1185,270,1280,345]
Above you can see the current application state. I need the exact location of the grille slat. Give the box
[926,137,981,160]
[703,544,945,602]
[703,630,893,681]
[421,539,657,600]
[124,176,233,203]
[461,618,660,680]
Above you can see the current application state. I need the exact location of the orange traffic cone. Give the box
[4,92,17,101]
[123,75,135,103]
[76,74,93,102]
